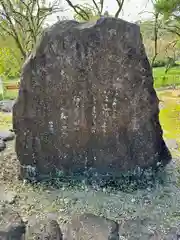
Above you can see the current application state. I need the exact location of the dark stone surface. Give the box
[0,139,6,152]
[26,219,63,240]
[164,226,180,240]
[0,205,26,240]
[63,213,119,240]
[0,130,15,141]
[13,17,171,179]
[119,216,158,240]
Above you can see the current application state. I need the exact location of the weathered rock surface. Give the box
[0,139,6,152]
[0,204,179,240]
[164,226,180,240]
[0,130,15,141]
[119,216,158,240]
[0,205,26,239]
[26,219,63,240]
[13,17,171,178]
[63,213,119,240]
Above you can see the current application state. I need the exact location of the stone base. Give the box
[0,139,6,152]
[19,161,168,192]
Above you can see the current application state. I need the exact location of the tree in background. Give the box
[155,0,180,37]
[0,0,63,81]
[139,0,180,68]
[0,32,23,80]
[151,10,160,66]
[0,0,63,59]
[65,0,125,21]
[153,0,180,69]
[73,3,100,22]
[0,47,21,80]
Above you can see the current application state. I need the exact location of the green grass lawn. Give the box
[157,90,180,157]
[0,112,12,130]
[153,66,180,88]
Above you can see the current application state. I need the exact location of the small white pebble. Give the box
[63,198,70,204]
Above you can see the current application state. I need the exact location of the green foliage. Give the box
[140,20,172,40]
[74,4,99,22]
[154,0,180,36]
[0,35,21,100]
[0,0,62,58]
[66,0,123,21]
[0,112,12,130]
[158,90,180,149]
[140,20,180,62]
[0,47,21,80]
[152,59,169,68]
[152,58,178,68]
[153,65,180,88]
[0,0,62,85]
[0,34,22,81]
[155,0,180,19]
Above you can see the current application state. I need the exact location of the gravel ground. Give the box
[0,141,180,239]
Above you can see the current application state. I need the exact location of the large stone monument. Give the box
[13,18,171,180]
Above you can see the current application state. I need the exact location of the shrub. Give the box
[152,59,167,68]
[0,47,21,81]
[152,58,179,68]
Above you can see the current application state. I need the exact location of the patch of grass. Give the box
[153,66,180,88]
[160,103,180,142]
[0,112,12,130]
[157,90,180,158]
[158,91,180,143]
